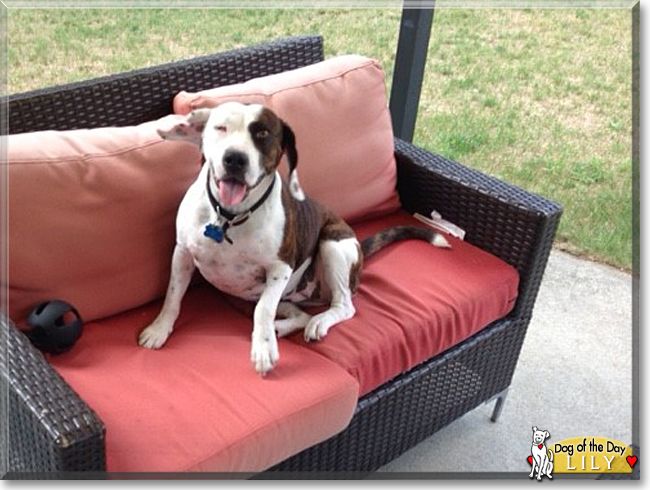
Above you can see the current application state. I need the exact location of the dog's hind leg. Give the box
[274,302,311,337]
[304,238,360,342]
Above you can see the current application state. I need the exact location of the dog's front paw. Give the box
[138,320,172,349]
[250,334,279,376]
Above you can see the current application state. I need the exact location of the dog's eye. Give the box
[255,129,269,139]
[215,125,227,133]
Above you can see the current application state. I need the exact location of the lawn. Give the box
[7,8,634,270]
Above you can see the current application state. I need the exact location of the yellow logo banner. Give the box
[551,437,633,474]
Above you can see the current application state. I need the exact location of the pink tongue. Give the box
[218,180,247,207]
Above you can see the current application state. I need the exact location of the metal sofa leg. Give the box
[490,388,509,422]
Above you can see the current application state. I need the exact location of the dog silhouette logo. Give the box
[528,426,554,480]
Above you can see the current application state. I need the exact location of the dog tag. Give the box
[204,224,224,243]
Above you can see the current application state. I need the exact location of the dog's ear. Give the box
[157,109,211,146]
[281,121,305,201]
[532,426,538,432]
[545,431,550,440]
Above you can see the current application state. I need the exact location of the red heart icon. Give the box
[626,455,638,468]
[527,456,533,465]
[538,444,543,449]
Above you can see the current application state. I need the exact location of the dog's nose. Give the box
[223,149,249,173]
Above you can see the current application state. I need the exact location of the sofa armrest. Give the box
[394,138,562,319]
[0,313,105,476]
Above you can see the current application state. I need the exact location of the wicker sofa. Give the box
[0,36,562,478]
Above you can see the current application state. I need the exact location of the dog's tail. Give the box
[361,226,451,259]
[548,449,554,462]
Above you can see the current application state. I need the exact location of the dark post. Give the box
[389,2,435,143]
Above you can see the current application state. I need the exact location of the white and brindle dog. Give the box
[138,102,450,375]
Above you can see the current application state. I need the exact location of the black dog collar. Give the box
[205,170,276,244]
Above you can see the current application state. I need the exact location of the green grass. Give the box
[415,9,633,269]
[7,9,403,92]
[7,8,634,270]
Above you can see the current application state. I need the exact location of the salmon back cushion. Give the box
[4,116,202,324]
[173,55,401,223]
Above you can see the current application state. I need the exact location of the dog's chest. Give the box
[187,218,282,300]
[532,445,547,456]
[177,175,289,300]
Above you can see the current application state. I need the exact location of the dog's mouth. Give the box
[217,177,249,208]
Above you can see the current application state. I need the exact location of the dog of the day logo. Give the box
[526,427,637,478]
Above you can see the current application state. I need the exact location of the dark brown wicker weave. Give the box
[0,35,562,479]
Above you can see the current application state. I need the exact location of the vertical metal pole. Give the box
[389,2,434,143]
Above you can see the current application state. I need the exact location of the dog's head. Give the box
[159,102,303,208]
[532,426,550,445]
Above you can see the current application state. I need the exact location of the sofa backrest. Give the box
[1,36,324,135]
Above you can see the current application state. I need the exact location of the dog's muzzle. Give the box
[222,149,249,177]
[216,149,250,207]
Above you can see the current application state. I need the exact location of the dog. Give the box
[529,426,554,480]
[138,102,450,375]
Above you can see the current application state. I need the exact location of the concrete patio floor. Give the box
[376,249,635,478]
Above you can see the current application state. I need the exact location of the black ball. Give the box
[25,300,83,355]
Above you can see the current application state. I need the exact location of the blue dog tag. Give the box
[204,224,224,243]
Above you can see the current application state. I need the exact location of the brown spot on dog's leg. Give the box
[348,242,363,293]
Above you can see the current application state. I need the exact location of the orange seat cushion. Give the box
[49,285,358,473]
[286,211,520,396]
[47,211,518,471]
